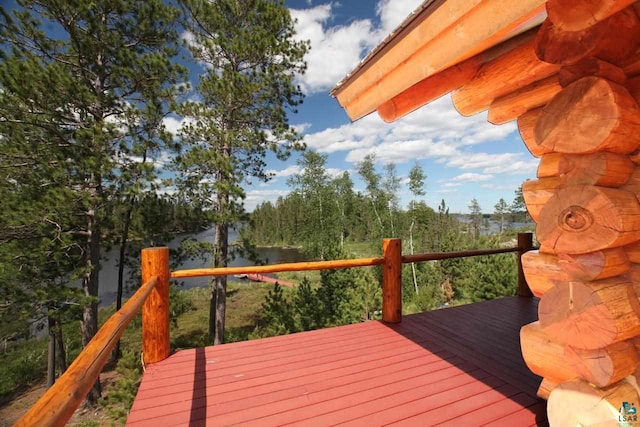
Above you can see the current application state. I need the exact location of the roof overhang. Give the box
[331,0,547,122]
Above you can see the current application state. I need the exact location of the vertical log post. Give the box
[517,232,534,297]
[382,238,402,323]
[141,247,170,364]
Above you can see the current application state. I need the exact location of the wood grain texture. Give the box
[521,250,570,297]
[487,74,561,124]
[382,238,402,323]
[558,248,630,281]
[535,9,640,66]
[536,185,640,254]
[377,57,481,123]
[520,322,578,384]
[539,278,640,350]
[546,0,637,32]
[141,247,170,364]
[522,177,562,222]
[517,107,552,157]
[558,58,626,87]
[548,379,639,426]
[537,152,634,187]
[535,77,640,155]
[452,37,560,116]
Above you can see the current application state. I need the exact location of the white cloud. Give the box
[267,165,301,178]
[290,0,435,94]
[450,173,495,183]
[291,4,373,94]
[244,189,291,211]
[162,115,196,137]
[373,0,425,43]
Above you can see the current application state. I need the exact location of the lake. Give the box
[96,226,306,307]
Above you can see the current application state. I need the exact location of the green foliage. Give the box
[174,0,308,343]
[250,283,295,338]
[169,285,196,328]
[0,341,48,402]
[293,277,322,331]
[100,350,143,423]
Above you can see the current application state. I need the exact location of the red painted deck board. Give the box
[128,296,547,426]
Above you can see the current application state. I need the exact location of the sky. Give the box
[167,0,539,214]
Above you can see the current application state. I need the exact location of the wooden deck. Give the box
[127,296,547,426]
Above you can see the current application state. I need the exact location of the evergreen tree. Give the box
[176,0,307,344]
[493,198,508,234]
[0,0,184,402]
[510,184,530,223]
[468,198,482,241]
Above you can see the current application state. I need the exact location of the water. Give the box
[96,226,306,307]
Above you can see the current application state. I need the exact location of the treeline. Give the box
[247,151,532,322]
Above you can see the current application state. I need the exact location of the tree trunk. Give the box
[210,142,230,344]
[47,315,55,388]
[81,206,101,405]
[112,197,134,363]
[409,220,418,295]
[54,318,66,375]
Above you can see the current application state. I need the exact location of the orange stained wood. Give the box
[171,256,385,278]
[452,35,560,117]
[15,275,159,427]
[142,247,170,364]
[487,74,562,125]
[333,0,547,121]
[382,238,401,323]
[546,0,637,31]
[127,297,548,427]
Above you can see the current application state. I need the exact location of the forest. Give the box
[245,151,533,338]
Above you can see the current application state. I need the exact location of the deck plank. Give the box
[128,296,546,426]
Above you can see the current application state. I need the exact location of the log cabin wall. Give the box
[505,1,640,425]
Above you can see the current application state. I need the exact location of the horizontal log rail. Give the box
[401,246,521,263]
[15,275,160,427]
[171,257,385,278]
[18,233,533,426]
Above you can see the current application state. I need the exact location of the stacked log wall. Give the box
[514,2,640,424]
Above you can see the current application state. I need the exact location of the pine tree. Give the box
[0,0,184,403]
[176,0,307,344]
[493,198,508,234]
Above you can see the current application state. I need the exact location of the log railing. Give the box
[15,233,533,427]
[15,275,162,427]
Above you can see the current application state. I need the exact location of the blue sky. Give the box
[164,0,539,214]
